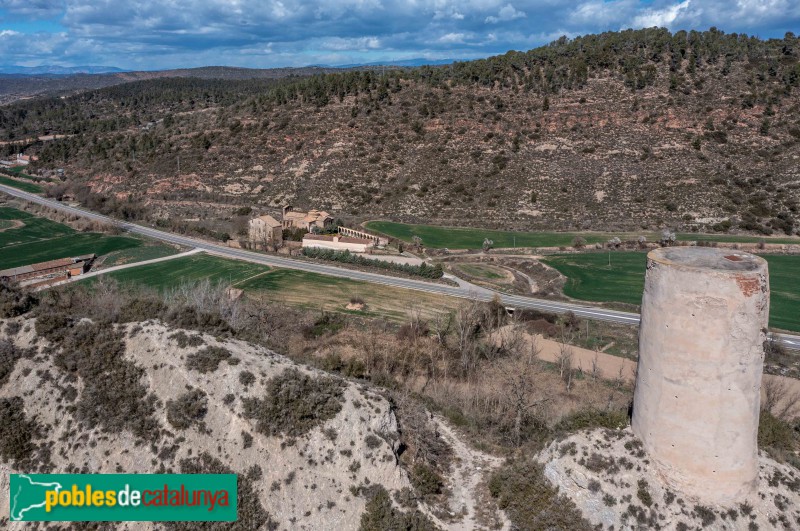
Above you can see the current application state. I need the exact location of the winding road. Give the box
[2,183,798,351]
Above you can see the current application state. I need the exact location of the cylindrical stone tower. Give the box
[632,247,769,505]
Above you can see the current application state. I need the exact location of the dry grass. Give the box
[240,269,463,322]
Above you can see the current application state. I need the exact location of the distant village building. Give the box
[0,255,95,284]
[281,205,333,232]
[15,154,33,165]
[248,214,283,248]
[302,234,374,253]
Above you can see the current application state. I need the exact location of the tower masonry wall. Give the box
[632,247,769,505]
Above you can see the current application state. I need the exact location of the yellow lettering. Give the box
[71,484,84,507]
[92,490,104,506]
[59,491,71,507]
[45,490,58,512]
[106,490,117,507]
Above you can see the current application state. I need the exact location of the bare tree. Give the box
[453,299,483,376]
[762,378,800,419]
[430,310,453,347]
[557,341,574,392]
[496,329,550,446]
[591,348,602,381]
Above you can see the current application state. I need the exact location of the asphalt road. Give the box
[2,183,798,351]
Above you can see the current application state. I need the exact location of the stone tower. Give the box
[632,247,769,505]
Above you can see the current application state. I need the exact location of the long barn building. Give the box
[0,254,95,283]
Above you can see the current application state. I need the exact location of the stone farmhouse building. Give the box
[248,214,282,248]
[281,205,333,232]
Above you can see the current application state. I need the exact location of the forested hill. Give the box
[0,65,345,106]
[4,28,800,235]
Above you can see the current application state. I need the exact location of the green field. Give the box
[542,252,800,332]
[0,175,43,193]
[763,255,800,333]
[0,207,74,246]
[104,254,270,290]
[365,221,800,249]
[101,242,182,267]
[0,206,143,270]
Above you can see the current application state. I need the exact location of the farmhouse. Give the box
[281,205,333,231]
[248,214,282,248]
[302,234,374,253]
[0,254,96,283]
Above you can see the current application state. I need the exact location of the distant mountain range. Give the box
[0,65,127,75]
[0,58,455,77]
[0,61,456,105]
[331,58,455,68]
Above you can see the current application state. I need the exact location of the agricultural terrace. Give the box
[542,252,800,333]
[365,221,800,250]
[0,206,142,270]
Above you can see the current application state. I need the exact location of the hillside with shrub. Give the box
[5,28,800,236]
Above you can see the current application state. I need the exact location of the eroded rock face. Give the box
[537,428,800,531]
[0,319,410,530]
[634,248,769,504]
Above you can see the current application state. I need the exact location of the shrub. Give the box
[118,296,167,323]
[364,434,382,449]
[758,410,795,451]
[172,452,278,531]
[242,369,345,437]
[169,331,205,348]
[488,458,592,530]
[0,396,38,463]
[319,352,366,379]
[637,479,653,507]
[0,339,25,387]
[53,322,159,440]
[186,346,233,373]
[166,389,208,430]
[35,312,72,343]
[0,281,37,318]
[302,313,344,339]
[693,505,716,526]
[410,463,443,496]
[358,485,437,531]
[555,409,628,433]
[239,370,256,387]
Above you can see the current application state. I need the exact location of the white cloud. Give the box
[485,3,527,23]
[631,0,692,28]
[321,36,381,51]
[438,32,466,43]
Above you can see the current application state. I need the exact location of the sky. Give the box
[0,0,798,70]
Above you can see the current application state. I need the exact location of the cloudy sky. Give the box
[1,0,798,70]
